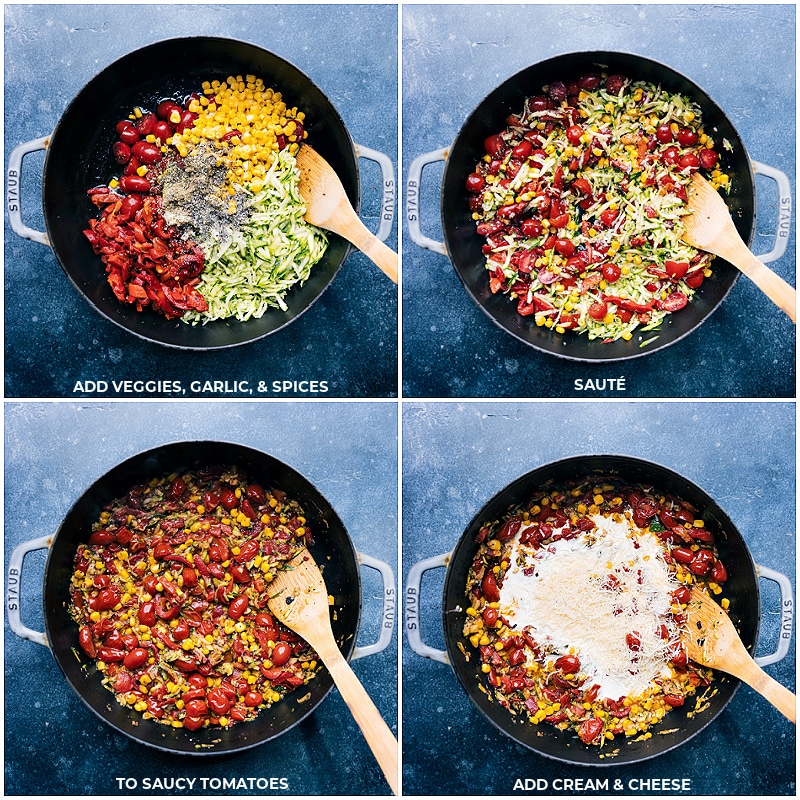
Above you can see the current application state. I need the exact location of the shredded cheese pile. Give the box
[500,514,680,699]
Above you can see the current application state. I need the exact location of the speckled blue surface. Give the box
[4,402,398,795]
[402,401,795,795]
[402,4,796,398]
[4,4,398,399]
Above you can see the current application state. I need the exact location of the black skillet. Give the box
[10,37,359,349]
[407,455,791,765]
[435,52,767,361]
[10,441,367,755]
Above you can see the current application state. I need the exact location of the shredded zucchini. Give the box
[183,149,327,324]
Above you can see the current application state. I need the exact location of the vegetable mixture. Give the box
[463,475,729,749]
[467,73,731,342]
[83,75,327,323]
[69,466,321,731]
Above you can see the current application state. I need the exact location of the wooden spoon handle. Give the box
[323,645,399,794]
[719,237,796,322]
[737,659,796,723]
[344,215,398,283]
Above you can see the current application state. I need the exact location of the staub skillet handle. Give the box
[7,135,51,246]
[405,551,451,664]
[754,564,794,667]
[7,534,51,647]
[406,147,448,256]
[752,161,791,265]
[355,144,396,245]
[405,555,795,670]
[352,552,395,660]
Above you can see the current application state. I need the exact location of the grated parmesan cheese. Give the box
[499,514,680,701]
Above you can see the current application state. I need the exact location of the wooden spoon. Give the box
[268,548,399,794]
[295,146,398,284]
[681,172,796,322]
[682,587,796,723]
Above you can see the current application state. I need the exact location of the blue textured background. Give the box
[402,4,796,398]
[4,401,398,795]
[402,401,795,795]
[4,4,398,398]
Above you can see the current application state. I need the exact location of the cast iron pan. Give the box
[40,37,358,349]
[440,51,754,361]
[40,441,363,754]
[442,455,759,765]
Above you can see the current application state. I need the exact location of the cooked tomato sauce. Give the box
[69,466,320,731]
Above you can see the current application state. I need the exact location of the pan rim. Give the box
[40,438,363,755]
[40,35,360,351]
[439,49,754,363]
[440,452,761,766]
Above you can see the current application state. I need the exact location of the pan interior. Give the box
[43,37,358,349]
[43,441,362,755]
[441,51,753,361]
[443,455,758,765]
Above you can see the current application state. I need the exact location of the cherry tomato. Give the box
[175,110,197,133]
[134,113,156,136]
[185,698,208,717]
[244,691,263,707]
[512,139,533,159]
[655,124,673,144]
[271,641,292,666]
[202,490,220,510]
[78,627,96,658]
[118,194,143,221]
[671,547,694,564]
[151,120,173,143]
[182,566,198,588]
[588,301,608,321]
[685,272,705,289]
[554,654,580,674]
[228,595,249,620]
[183,716,205,731]
[188,674,208,689]
[236,539,260,564]
[123,647,149,670]
[112,142,131,164]
[664,694,685,707]
[116,120,139,145]
[599,208,619,228]
[600,263,621,283]
[114,672,135,693]
[484,134,505,157]
[219,488,238,511]
[245,484,267,504]
[678,152,700,171]
[118,175,151,193]
[665,260,689,280]
[482,607,499,627]
[711,559,727,582]
[88,529,115,545]
[672,585,691,604]
[676,127,698,147]
[481,571,501,603]
[554,238,575,257]
[138,601,157,627]
[661,291,688,312]
[208,538,230,562]
[153,541,173,559]
[131,141,162,165]
[520,218,543,238]
[578,717,604,744]
[97,646,125,662]
[699,148,719,169]
[95,587,121,611]
[626,632,641,652]
[156,100,182,121]
[566,125,583,146]
[661,145,680,166]
[172,619,190,642]
[207,687,232,716]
